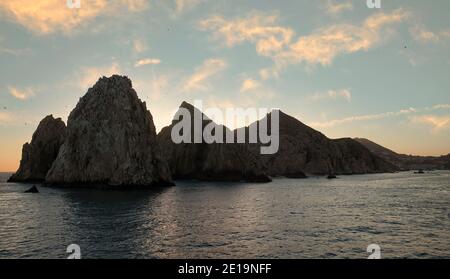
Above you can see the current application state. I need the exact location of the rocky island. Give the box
[9,75,399,188]
[45,75,173,187]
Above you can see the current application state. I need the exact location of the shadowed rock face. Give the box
[8,115,66,183]
[157,102,271,183]
[331,138,397,174]
[158,102,397,180]
[243,111,398,175]
[45,75,173,187]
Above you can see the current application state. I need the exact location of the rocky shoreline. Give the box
[9,75,400,188]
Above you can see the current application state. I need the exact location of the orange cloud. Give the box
[410,25,450,43]
[324,0,353,15]
[310,104,450,129]
[240,78,261,92]
[200,9,410,77]
[199,12,294,57]
[411,115,450,131]
[276,9,410,67]
[0,0,149,35]
[181,58,227,92]
[8,86,35,100]
[134,58,161,67]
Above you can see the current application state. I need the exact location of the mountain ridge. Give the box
[157,101,398,181]
[354,138,450,170]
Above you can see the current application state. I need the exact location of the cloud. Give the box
[275,9,410,68]
[199,11,294,57]
[0,0,149,35]
[313,103,450,129]
[311,104,450,129]
[410,25,450,43]
[240,78,261,92]
[324,0,353,15]
[134,58,161,67]
[311,108,416,128]
[78,62,121,90]
[181,58,227,92]
[175,0,203,14]
[133,39,148,53]
[411,115,450,131]
[8,86,35,100]
[308,88,351,102]
[432,104,450,110]
[200,9,409,78]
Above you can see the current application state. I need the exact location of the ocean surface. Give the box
[0,171,449,259]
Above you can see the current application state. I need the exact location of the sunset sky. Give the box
[0,0,450,171]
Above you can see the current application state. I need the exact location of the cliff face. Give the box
[331,138,397,174]
[240,111,398,176]
[158,102,397,181]
[8,115,66,182]
[157,102,271,182]
[45,75,172,187]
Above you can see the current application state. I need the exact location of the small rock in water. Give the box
[327,174,337,179]
[24,185,39,193]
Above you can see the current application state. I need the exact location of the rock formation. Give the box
[241,111,398,176]
[24,185,39,193]
[9,78,403,187]
[157,102,271,182]
[158,102,397,181]
[8,115,66,182]
[45,75,173,187]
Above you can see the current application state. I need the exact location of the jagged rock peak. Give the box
[45,75,173,187]
[8,115,66,182]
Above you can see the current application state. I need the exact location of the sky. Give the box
[0,0,450,171]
